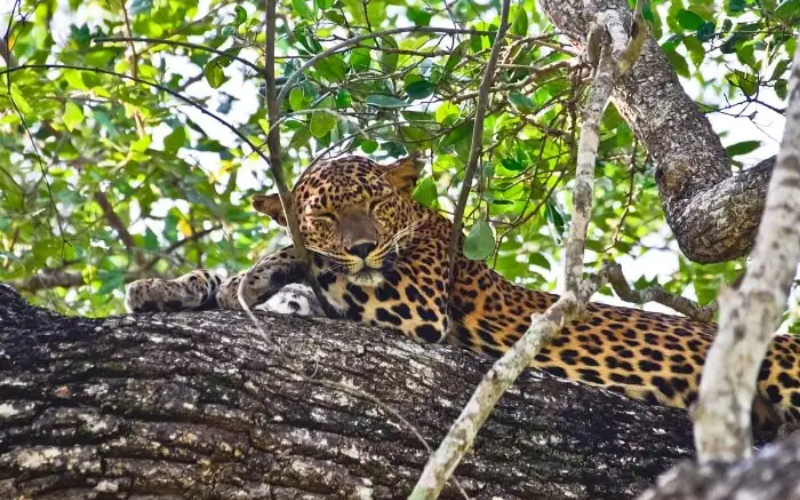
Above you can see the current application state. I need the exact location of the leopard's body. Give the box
[125,156,800,427]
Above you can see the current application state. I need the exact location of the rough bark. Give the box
[0,284,700,499]
[639,431,800,500]
[540,0,773,264]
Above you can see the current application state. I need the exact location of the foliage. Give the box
[0,0,792,317]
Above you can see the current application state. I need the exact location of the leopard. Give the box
[124,155,800,429]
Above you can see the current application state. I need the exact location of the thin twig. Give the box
[93,37,264,76]
[246,0,335,317]
[410,5,649,497]
[444,0,512,295]
[410,2,512,499]
[276,27,542,108]
[93,191,144,266]
[603,262,717,322]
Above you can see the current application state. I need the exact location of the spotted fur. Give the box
[125,155,800,428]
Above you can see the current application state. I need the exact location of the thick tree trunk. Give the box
[540,0,772,264]
[0,284,699,499]
[639,431,800,500]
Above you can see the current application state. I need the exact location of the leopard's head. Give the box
[253,155,424,286]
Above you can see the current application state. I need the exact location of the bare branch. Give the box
[693,33,800,463]
[412,5,648,496]
[255,0,335,317]
[92,191,143,266]
[444,0,512,295]
[603,262,717,323]
[93,37,264,76]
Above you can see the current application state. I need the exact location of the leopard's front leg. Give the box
[125,270,223,312]
[216,247,307,310]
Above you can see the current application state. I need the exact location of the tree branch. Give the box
[92,191,143,266]
[412,6,647,497]
[539,0,773,264]
[0,285,704,499]
[692,34,800,463]
[259,0,335,317]
[604,262,717,323]
[444,1,511,296]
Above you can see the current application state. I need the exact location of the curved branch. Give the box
[539,0,773,263]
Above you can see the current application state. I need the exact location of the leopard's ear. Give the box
[252,194,287,226]
[384,154,424,197]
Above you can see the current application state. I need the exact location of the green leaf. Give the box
[529,253,551,271]
[406,80,436,100]
[440,120,474,148]
[63,101,84,132]
[289,126,312,149]
[97,270,126,295]
[728,0,746,13]
[293,0,316,20]
[144,227,159,250]
[463,219,495,261]
[725,140,761,157]
[377,36,399,73]
[335,90,352,108]
[204,57,230,89]
[665,51,690,77]
[408,6,433,26]
[545,199,566,243]
[444,41,466,74]
[315,55,347,82]
[350,48,371,72]
[289,87,307,111]
[696,21,716,42]
[234,5,247,25]
[310,110,337,138]
[511,6,528,36]
[164,126,188,153]
[360,139,379,153]
[508,91,535,111]
[412,176,438,208]
[10,85,31,115]
[365,94,409,108]
[775,0,800,21]
[776,79,788,100]
[676,9,705,30]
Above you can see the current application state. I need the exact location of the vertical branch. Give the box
[410,7,647,499]
[693,33,800,463]
[446,0,511,288]
[563,24,614,297]
[119,0,145,137]
[261,0,334,316]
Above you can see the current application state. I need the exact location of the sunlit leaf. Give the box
[463,220,495,261]
[63,101,84,132]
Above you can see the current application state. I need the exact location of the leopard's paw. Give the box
[124,270,222,313]
[255,283,323,317]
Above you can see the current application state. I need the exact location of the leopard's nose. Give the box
[348,242,376,259]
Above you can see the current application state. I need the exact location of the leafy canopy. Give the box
[0,0,794,320]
